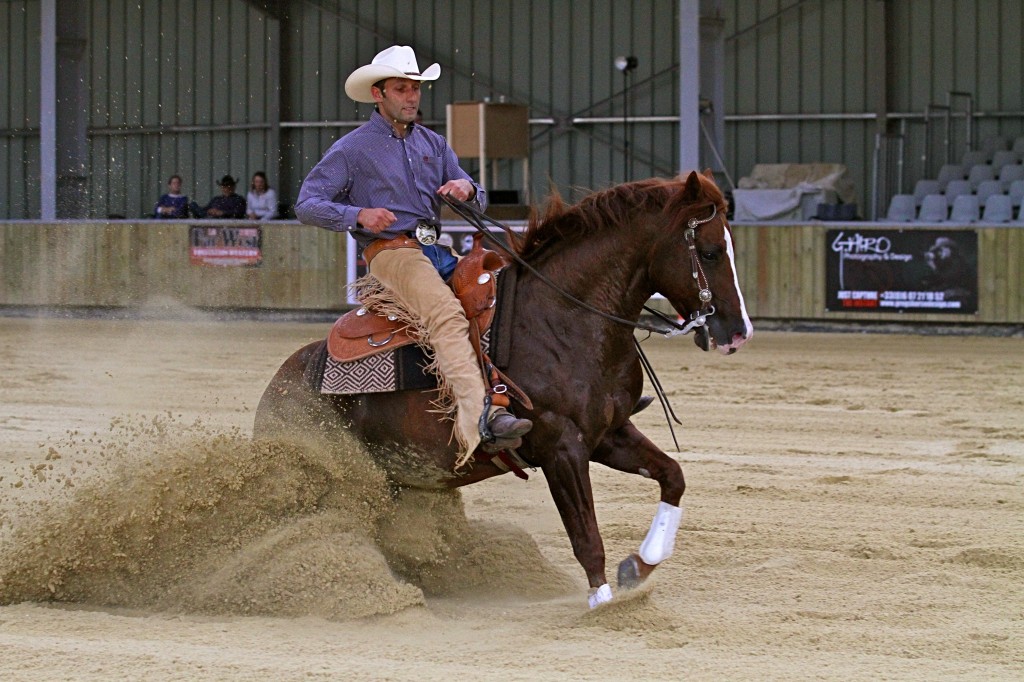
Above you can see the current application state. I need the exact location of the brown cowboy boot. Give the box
[480,407,532,453]
[488,407,533,438]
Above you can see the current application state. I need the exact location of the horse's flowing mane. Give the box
[514,174,726,261]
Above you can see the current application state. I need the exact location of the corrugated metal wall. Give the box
[86,0,278,218]
[1,0,42,218]
[278,0,682,208]
[2,0,1023,220]
[722,0,1024,213]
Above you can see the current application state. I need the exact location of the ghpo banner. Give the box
[826,228,978,314]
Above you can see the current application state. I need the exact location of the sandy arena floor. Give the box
[0,315,1021,680]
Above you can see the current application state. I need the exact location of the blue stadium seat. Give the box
[949,194,980,223]
[981,194,1013,223]
[936,164,966,190]
[998,164,1024,188]
[961,150,989,167]
[1007,180,1024,208]
[990,150,1021,170]
[975,180,1004,206]
[912,179,941,206]
[885,194,916,222]
[917,194,948,223]
[943,179,972,202]
[966,164,995,189]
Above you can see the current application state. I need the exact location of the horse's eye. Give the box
[700,248,719,262]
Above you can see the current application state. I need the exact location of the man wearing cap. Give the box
[203,175,247,219]
[295,45,532,464]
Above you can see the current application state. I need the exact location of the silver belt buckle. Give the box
[415,222,438,246]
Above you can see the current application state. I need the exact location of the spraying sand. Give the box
[0,316,1021,680]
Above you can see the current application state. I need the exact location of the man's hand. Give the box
[437,179,475,202]
[207,208,223,217]
[358,207,397,233]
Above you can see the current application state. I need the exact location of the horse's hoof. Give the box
[617,553,656,590]
[631,395,655,415]
[617,554,641,589]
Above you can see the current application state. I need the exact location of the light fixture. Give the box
[615,56,638,181]
[614,55,638,73]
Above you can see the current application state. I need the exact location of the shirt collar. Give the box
[369,109,418,138]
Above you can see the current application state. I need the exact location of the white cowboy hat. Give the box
[344,45,441,103]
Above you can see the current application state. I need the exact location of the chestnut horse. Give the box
[254,170,752,608]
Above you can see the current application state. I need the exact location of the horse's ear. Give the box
[682,170,703,200]
[701,168,716,182]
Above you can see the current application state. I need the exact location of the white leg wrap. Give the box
[638,502,683,565]
[588,583,613,609]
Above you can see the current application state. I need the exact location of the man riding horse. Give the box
[295,45,533,465]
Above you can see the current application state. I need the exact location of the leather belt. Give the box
[362,234,421,265]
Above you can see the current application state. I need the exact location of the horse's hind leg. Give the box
[591,422,685,590]
[254,341,336,440]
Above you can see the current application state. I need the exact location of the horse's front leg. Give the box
[540,431,614,609]
[591,421,686,590]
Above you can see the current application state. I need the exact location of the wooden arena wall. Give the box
[0,221,1020,324]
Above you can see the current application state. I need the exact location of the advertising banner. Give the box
[189,226,262,267]
[826,228,978,314]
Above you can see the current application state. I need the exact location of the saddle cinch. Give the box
[327,236,529,410]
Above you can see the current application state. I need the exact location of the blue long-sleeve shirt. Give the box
[295,111,486,277]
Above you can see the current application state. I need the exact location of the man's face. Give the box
[373,78,422,125]
[169,177,181,193]
[221,184,235,196]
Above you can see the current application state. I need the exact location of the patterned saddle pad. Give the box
[318,329,491,395]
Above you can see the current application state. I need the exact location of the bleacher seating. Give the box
[949,194,980,223]
[936,164,966,190]
[885,194,917,221]
[999,164,1024,188]
[887,138,1024,223]
[982,194,1014,223]
[961,150,989,167]
[912,179,941,206]
[918,194,948,222]
[944,179,973,203]
[1008,180,1024,208]
[966,164,995,189]
[991,150,1021,169]
[975,180,1004,206]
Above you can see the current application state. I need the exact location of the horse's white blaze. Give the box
[638,501,683,565]
[719,225,753,353]
[588,583,613,608]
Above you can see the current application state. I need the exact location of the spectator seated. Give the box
[733,163,855,221]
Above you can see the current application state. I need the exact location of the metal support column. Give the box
[678,0,700,172]
[40,0,57,220]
